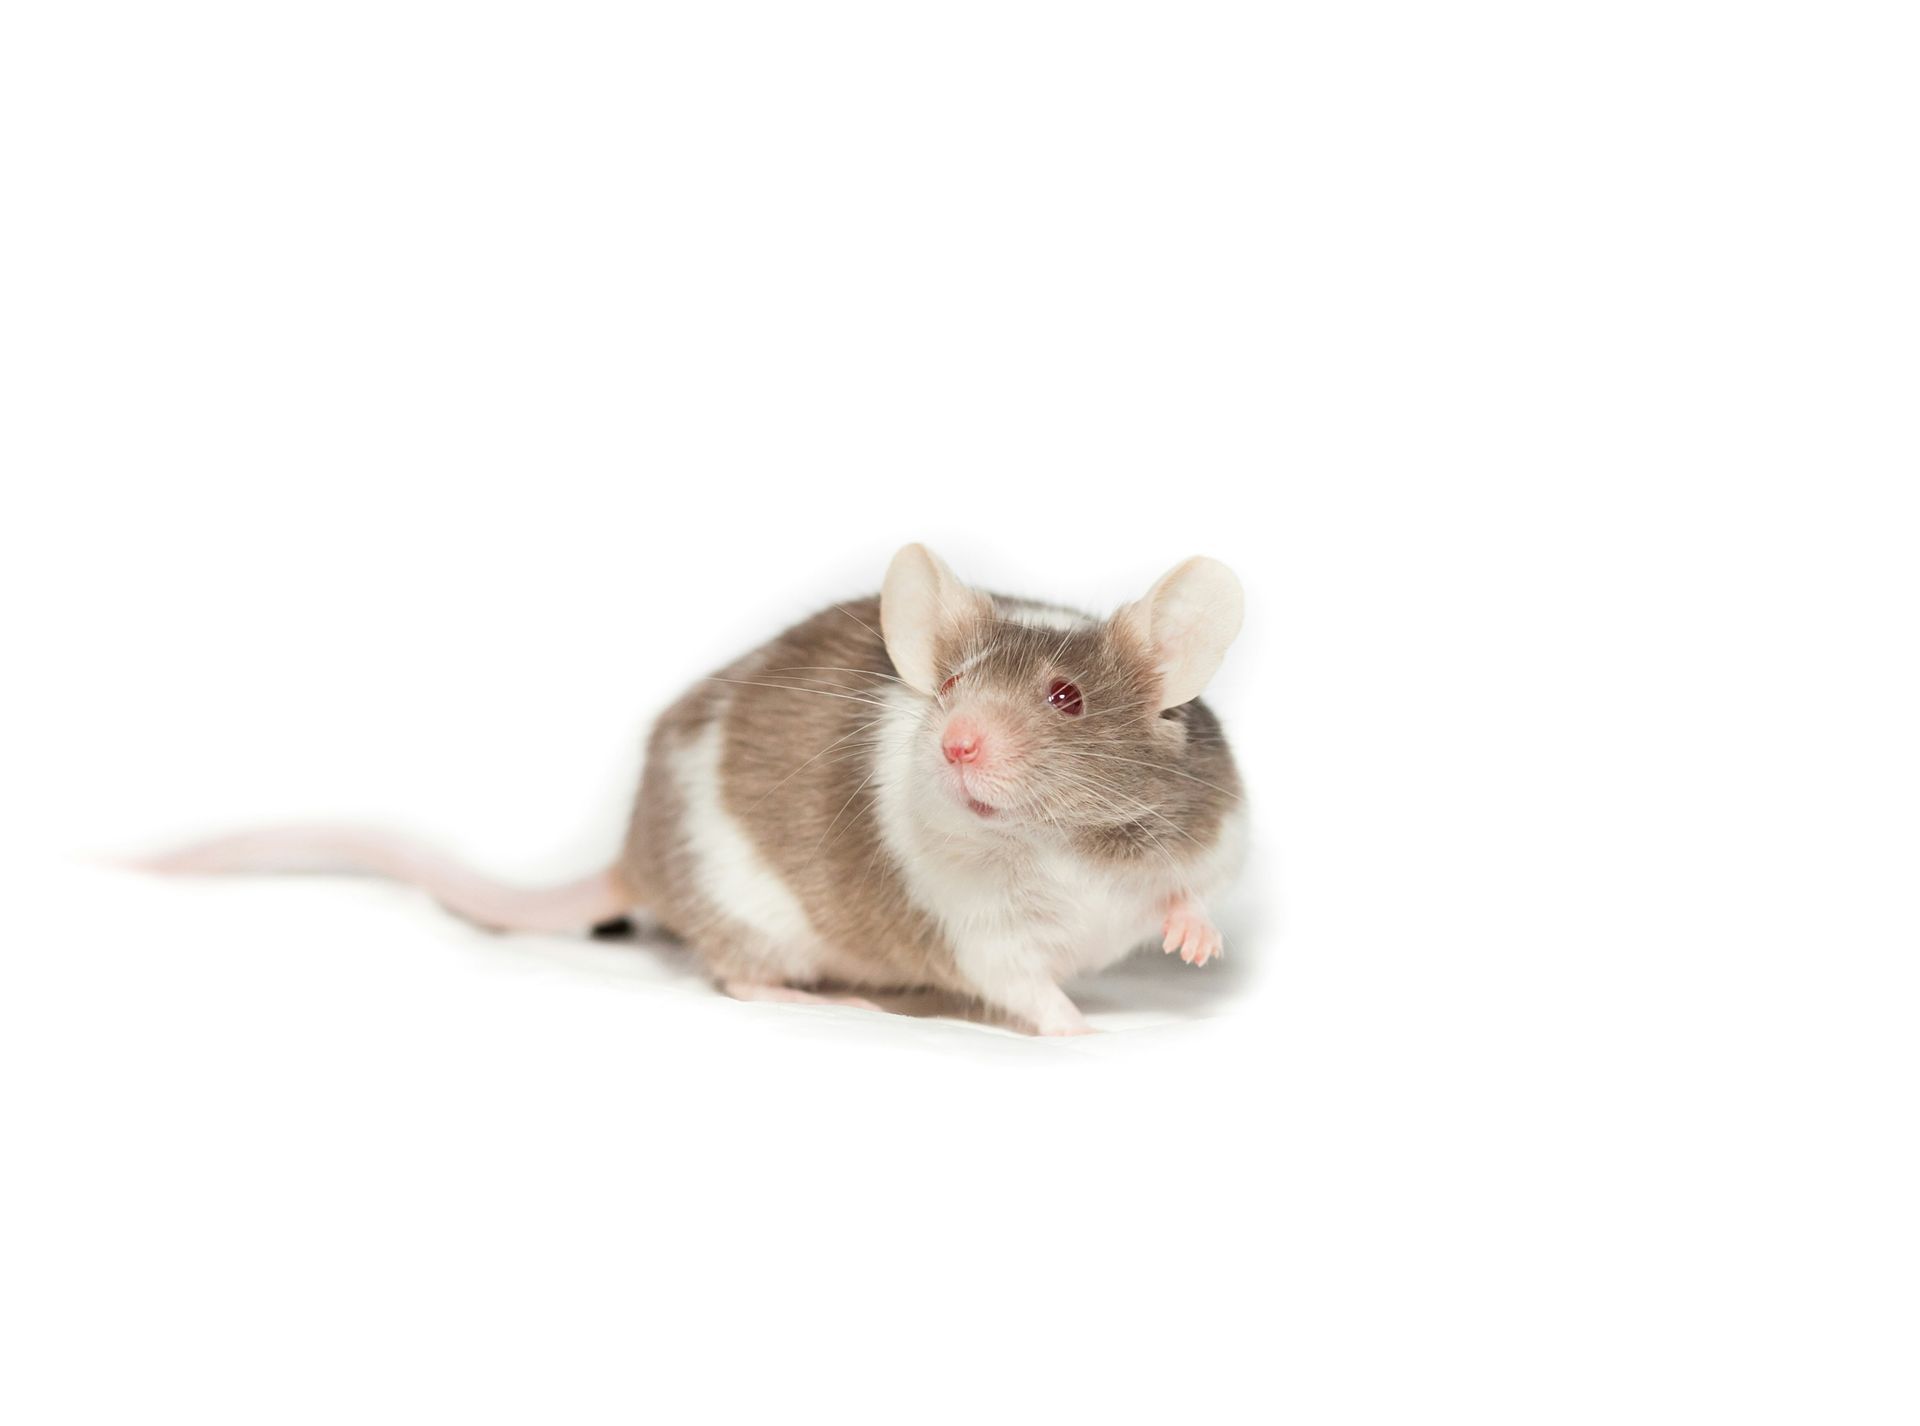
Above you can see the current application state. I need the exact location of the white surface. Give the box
[3,3,1917,1422]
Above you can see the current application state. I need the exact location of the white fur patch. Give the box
[998,600,1094,633]
[669,712,821,954]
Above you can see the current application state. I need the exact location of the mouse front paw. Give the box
[1162,899,1223,966]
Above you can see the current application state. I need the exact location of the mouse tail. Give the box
[132,825,636,935]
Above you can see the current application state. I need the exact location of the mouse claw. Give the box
[1161,899,1222,968]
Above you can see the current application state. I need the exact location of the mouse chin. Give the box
[955,783,1006,819]
[943,770,1014,822]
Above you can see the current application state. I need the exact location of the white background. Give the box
[3,3,1916,1421]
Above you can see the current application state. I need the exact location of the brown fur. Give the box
[617,592,1242,998]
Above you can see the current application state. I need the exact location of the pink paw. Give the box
[1162,902,1224,966]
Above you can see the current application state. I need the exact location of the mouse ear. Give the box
[1117,556,1245,709]
[881,544,992,694]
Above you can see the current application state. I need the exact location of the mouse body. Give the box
[145,546,1247,1035]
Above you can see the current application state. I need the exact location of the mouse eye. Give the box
[939,673,961,696]
[1047,679,1085,716]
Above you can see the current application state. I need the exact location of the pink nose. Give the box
[942,719,983,765]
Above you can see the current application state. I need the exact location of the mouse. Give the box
[141,544,1248,1035]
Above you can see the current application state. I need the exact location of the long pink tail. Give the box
[135,825,634,934]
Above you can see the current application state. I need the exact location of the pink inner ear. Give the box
[1130,557,1243,708]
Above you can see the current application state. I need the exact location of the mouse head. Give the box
[881,544,1244,831]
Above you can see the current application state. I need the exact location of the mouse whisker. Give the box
[700,676,894,710]
[742,716,889,814]
[830,603,886,643]
[764,664,908,686]
[802,764,885,873]
[1068,750,1244,801]
[1045,765,1209,854]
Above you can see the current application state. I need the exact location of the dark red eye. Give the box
[1047,679,1084,716]
[939,673,960,695]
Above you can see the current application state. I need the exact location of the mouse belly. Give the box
[1029,862,1172,980]
[895,841,1171,980]
[1062,901,1165,978]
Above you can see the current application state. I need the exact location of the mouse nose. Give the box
[942,718,984,765]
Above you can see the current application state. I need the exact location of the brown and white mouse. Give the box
[143,545,1248,1035]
